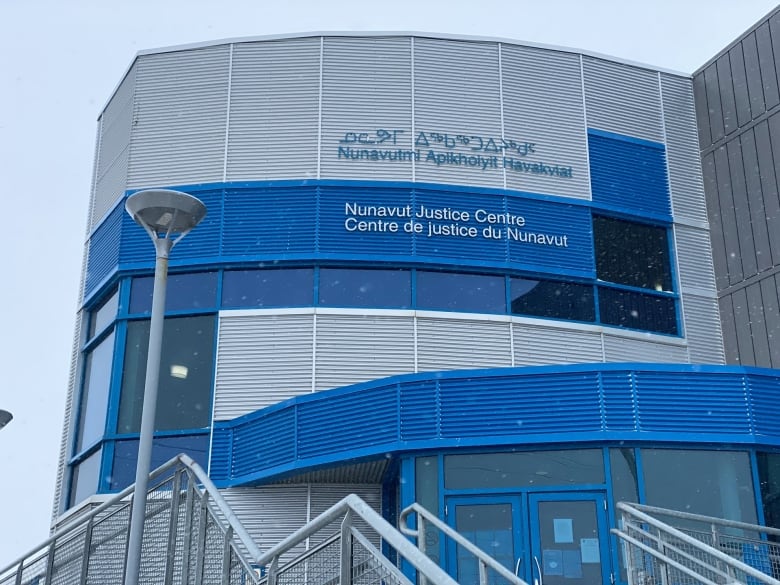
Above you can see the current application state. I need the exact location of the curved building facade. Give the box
[57,33,780,585]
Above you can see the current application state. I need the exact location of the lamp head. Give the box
[125,189,207,240]
[0,409,12,430]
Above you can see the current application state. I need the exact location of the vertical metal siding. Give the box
[582,57,663,143]
[740,129,774,273]
[718,295,741,364]
[753,120,780,265]
[680,294,725,364]
[746,281,771,367]
[602,335,689,363]
[760,275,780,368]
[742,32,767,119]
[692,71,711,149]
[226,38,320,180]
[703,64,726,142]
[92,65,135,229]
[128,46,230,187]
[756,22,780,110]
[712,144,745,282]
[725,139,758,278]
[674,225,717,294]
[320,37,413,181]
[416,317,512,371]
[314,315,415,391]
[660,75,709,224]
[501,45,590,199]
[413,38,503,188]
[214,314,314,420]
[728,44,753,128]
[513,324,602,365]
[701,152,729,290]
[715,55,739,136]
[730,288,754,365]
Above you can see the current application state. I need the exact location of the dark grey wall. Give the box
[695,7,780,368]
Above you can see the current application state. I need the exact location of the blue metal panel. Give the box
[399,380,440,441]
[747,373,780,435]
[600,371,636,431]
[588,129,671,219]
[209,427,232,479]
[85,203,123,294]
[232,407,296,472]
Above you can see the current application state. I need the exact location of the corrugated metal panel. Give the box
[634,372,749,433]
[582,57,663,142]
[680,293,725,364]
[747,281,771,368]
[602,335,689,363]
[399,380,440,441]
[92,65,135,229]
[760,275,780,369]
[413,38,503,188]
[416,317,512,371]
[743,32,767,119]
[703,64,725,143]
[128,46,230,187]
[314,314,415,391]
[309,484,382,548]
[660,75,709,224]
[749,373,780,435]
[226,38,320,181]
[501,45,589,199]
[438,372,602,437]
[277,460,388,484]
[732,288,754,365]
[700,152,729,290]
[84,203,122,298]
[320,37,413,181]
[588,131,670,218]
[220,486,309,557]
[214,313,314,420]
[513,324,602,365]
[600,370,636,431]
[674,225,717,294]
[233,409,296,472]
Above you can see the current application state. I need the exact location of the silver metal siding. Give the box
[501,45,590,199]
[602,334,689,363]
[128,46,230,187]
[583,57,663,142]
[320,37,413,181]
[413,38,503,188]
[314,314,415,391]
[680,293,725,364]
[513,324,602,365]
[214,313,314,420]
[416,317,512,371]
[660,74,709,224]
[226,38,320,180]
[92,65,135,229]
[308,484,381,547]
[674,225,717,295]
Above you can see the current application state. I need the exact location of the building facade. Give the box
[57,33,780,585]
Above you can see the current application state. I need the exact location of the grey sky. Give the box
[0,0,776,567]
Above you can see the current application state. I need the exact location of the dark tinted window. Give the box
[69,448,103,507]
[417,271,505,313]
[598,287,677,334]
[118,315,215,433]
[510,278,595,322]
[110,435,209,490]
[77,331,115,452]
[594,216,672,291]
[129,272,218,314]
[319,268,411,308]
[222,268,314,308]
[757,452,780,536]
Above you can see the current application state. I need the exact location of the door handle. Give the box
[533,555,543,585]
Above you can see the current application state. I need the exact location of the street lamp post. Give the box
[0,409,12,430]
[123,189,207,585]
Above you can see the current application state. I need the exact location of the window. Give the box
[76,331,115,452]
[510,278,595,322]
[118,315,215,433]
[221,268,313,308]
[69,448,103,508]
[417,271,505,313]
[87,289,118,340]
[319,268,411,308]
[598,287,678,335]
[110,435,209,491]
[129,272,218,314]
[757,452,780,536]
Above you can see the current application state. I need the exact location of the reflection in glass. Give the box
[130,272,218,314]
[77,331,115,452]
[416,456,440,563]
[222,268,313,308]
[417,271,505,313]
[118,315,215,433]
[510,278,595,322]
[598,287,677,335]
[110,434,209,490]
[88,289,118,339]
[319,268,411,308]
[69,447,103,507]
[757,453,780,537]
[455,503,514,585]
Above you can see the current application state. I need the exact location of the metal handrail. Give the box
[399,502,530,585]
[621,502,780,536]
[0,454,262,584]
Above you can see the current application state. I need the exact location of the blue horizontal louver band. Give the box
[85,203,123,294]
[209,364,780,487]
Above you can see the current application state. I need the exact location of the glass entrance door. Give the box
[446,496,524,585]
[529,492,611,585]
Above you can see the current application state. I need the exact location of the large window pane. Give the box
[118,315,215,433]
[417,271,505,313]
[221,268,314,308]
[77,331,115,452]
[598,287,678,334]
[642,449,757,523]
[416,456,440,562]
[319,268,411,308]
[110,435,209,490]
[69,448,103,507]
[88,289,118,340]
[445,450,604,489]
[510,278,595,322]
[129,272,218,314]
[757,452,780,536]
[594,216,672,291]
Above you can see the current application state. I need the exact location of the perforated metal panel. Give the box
[680,293,725,364]
[314,314,415,391]
[214,313,315,420]
[674,224,717,295]
[128,45,230,187]
[513,323,602,365]
[660,74,709,224]
[320,37,413,181]
[583,57,663,142]
[416,317,512,371]
[413,38,503,188]
[602,334,689,363]
[226,38,320,181]
[501,45,590,199]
